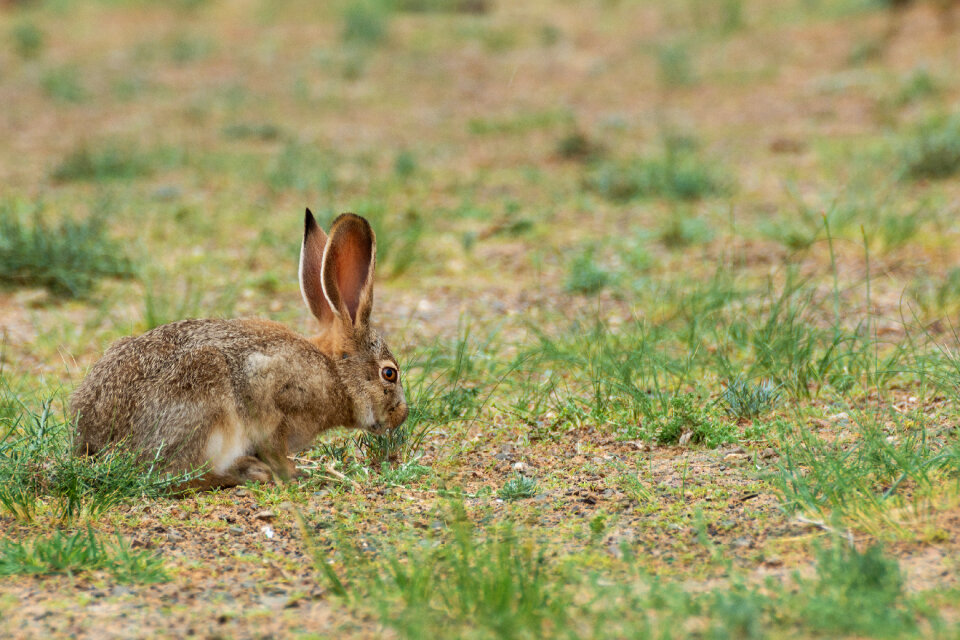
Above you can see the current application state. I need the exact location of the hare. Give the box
[71,210,408,490]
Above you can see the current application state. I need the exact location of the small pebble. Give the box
[254,510,276,520]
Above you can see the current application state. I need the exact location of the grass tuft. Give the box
[586,145,728,202]
[41,66,86,103]
[0,528,167,583]
[498,473,538,500]
[0,202,135,298]
[721,377,781,419]
[0,392,196,521]
[307,516,563,637]
[898,115,960,181]
[342,0,391,47]
[52,144,163,182]
[11,21,44,59]
[565,247,610,295]
[650,394,734,447]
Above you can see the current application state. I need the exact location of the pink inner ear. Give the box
[333,231,372,323]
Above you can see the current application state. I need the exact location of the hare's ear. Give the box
[322,213,376,328]
[299,208,335,327]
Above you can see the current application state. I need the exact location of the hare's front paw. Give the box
[234,456,273,484]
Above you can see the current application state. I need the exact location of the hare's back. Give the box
[71,318,302,456]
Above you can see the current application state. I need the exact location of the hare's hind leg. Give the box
[181,455,273,491]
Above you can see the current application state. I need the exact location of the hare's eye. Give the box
[380,366,398,383]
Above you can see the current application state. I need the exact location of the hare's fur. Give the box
[70,212,408,489]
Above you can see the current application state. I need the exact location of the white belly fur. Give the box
[204,426,251,474]
[203,352,285,474]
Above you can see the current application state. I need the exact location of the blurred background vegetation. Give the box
[2,1,960,636]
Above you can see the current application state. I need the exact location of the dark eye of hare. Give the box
[381,366,398,383]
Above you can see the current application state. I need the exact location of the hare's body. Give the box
[73,319,354,484]
[71,212,408,489]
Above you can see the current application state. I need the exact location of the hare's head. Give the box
[299,209,408,434]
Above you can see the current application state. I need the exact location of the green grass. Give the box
[771,407,960,520]
[342,0,392,47]
[647,394,735,447]
[40,66,86,103]
[51,143,174,182]
[266,141,337,195]
[0,202,136,298]
[0,528,167,583]
[11,21,44,59]
[305,507,935,639]
[898,115,960,181]
[658,213,714,248]
[656,41,697,87]
[721,377,781,419]
[565,248,610,295]
[0,388,196,522]
[307,514,565,638]
[221,121,283,141]
[6,0,960,634]
[498,473,538,500]
[586,146,728,202]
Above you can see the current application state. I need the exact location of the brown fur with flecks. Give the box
[70,212,408,490]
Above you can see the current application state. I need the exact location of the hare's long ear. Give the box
[322,213,376,328]
[299,208,335,327]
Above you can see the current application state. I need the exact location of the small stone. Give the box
[606,543,624,559]
[229,526,244,535]
[763,555,783,567]
[152,185,182,200]
[732,536,752,549]
[166,531,184,542]
[254,510,276,521]
[234,488,250,497]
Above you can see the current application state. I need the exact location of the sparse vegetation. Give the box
[4,0,960,636]
[0,203,135,297]
[498,473,538,500]
[649,393,734,447]
[0,529,167,584]
[0,392,196,521]
[721,377,781,419]
[898,115,960,180]
[41,66,86,103]
[586,144,728,202]
[11,21,44,59]
[342,0,391,47]
[51,144,168,182]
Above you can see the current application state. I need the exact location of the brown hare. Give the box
[71,210,408,490]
